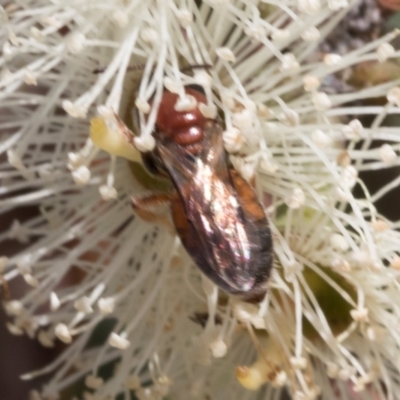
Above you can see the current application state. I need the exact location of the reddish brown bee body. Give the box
[153,88,208,154]
[155,88,207,139]
[136,86,273,301]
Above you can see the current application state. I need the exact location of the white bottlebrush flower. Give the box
[1,1,400,400]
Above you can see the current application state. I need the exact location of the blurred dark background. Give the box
[0,206,60,399]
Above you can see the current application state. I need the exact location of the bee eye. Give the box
[141,152,165,175]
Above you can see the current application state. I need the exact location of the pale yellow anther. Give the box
[90,116,141,162]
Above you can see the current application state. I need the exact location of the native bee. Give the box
[132,85,273,301]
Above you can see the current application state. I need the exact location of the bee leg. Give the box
[243,173,273,210]
[229,169,266,221]
[131,193,175,234]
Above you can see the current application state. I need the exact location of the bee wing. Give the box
[156,121,227,185]
[170,191,247,294]
[157,122,272,295]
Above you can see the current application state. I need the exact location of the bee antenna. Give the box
[93,63,211,75]
[180,64,213,73]
[93,63,146,74]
